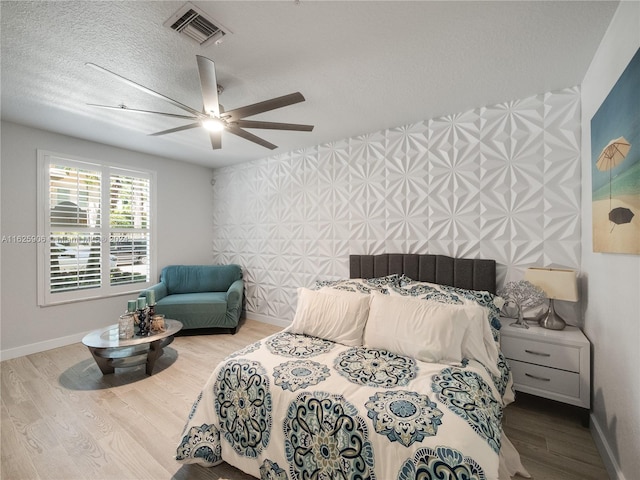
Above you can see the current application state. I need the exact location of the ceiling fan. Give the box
[85,56,314,150]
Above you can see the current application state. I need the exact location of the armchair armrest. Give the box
[226,279,244,306]
[142,283,168,304]
[225,279,244,325]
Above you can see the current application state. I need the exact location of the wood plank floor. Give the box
[1,318,608,480]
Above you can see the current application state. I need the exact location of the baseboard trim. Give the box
[591,413,627,480]
[1,313,289,362]
[1,330,91,362]
[242,311,290,328]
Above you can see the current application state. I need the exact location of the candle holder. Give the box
[137,307,150,336]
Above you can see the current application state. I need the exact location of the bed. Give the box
[176,254,530,480]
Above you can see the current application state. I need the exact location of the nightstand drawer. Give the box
[508,359,580,398]
[501,335,580,372]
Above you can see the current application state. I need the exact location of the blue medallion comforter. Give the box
[175,329,514,480]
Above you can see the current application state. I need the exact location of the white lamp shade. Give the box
[524,267,578,302]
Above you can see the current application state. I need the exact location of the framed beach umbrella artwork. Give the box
[591,47,640,254]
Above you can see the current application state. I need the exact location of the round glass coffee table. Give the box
[82,319,183,375]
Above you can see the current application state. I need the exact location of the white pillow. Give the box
[364,292,501,374]
[364,292,469,364]
[288,287,371,346]
[461,304,501,376]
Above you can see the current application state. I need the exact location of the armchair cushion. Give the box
[163,264,242,294]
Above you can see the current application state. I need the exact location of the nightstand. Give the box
[500,322,591,425]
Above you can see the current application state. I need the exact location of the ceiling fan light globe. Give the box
[202,118,224,132]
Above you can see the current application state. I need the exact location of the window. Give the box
[37,151,156,305]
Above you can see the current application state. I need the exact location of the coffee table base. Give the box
[87,336,174,375]
[82,319,183,376]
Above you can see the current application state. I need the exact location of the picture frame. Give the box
[591,48,640,254]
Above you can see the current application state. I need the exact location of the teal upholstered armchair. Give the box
[140,264,243,333]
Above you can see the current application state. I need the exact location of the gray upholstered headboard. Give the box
[349,254,496,294]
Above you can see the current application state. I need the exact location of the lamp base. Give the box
[539,299,566,330]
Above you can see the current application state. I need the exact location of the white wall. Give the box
[0,121,215,359]
[211,87,583,327]
[580,3,640,480]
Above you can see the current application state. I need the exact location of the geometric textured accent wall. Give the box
[212,86,581,323]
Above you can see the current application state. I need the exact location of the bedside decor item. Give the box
[525,267,578,330]
[497,280,547,329]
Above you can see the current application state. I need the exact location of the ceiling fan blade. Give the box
[224,92,306,121]
[226,125,277,150]
[86,62,204,118]
[235,119,314,131]
[209,131,222,150]
[87,104,197,120]
[149,122,201,137]
[196,55,220,117]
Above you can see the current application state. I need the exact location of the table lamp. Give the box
[524,267,578,330]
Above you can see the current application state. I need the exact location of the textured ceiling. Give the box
[1,1,618,168]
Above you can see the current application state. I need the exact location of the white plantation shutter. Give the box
[48,163,102,293]
[38,151,155,305]
[109,171,151,287]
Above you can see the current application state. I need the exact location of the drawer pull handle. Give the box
[525,373,551,382]
[524,349,551,357]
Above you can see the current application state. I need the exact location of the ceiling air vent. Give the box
[164,2,231,46]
